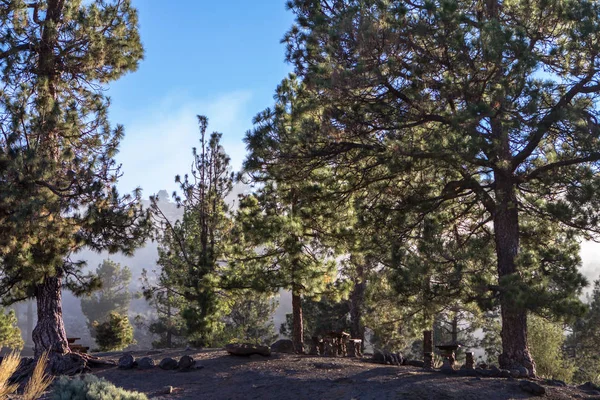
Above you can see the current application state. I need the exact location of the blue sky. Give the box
[109,0,294,197]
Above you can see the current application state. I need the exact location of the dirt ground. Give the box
[33,348,599,400]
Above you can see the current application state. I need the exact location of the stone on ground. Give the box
[270,339,295,353]
[225,343,271,357]
[136,357,154,370]
[519,380,546,396]
[159,357,179,370]
[118,353,135,369]
[178,355,195,371]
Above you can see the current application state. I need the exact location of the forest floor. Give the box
[33,348,600,399]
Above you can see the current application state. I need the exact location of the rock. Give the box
[545,379,566,387]
[509,369,521,378]
[373,350,385,364]
[457,369,476,377]
[270,339,295,353]
[159,386,173,395]
[225,343,271,357]
[373,350,403,366]
[136,357,154,370]
[118,353,135,369]
[519,380,546,396]
[159,357,179,370]
[500,369,511,378]
[408,359,425,368]
[579,382,600,392]
[517,366,529,378]
[178,355,195,371]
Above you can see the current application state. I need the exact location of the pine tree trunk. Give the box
[166,301,173,348]
[349,262,365,344]
[450,315,458,344]
[26,300,34,346]
[32,276,70,358]
[494,173,536,376]
[292,291,304,354]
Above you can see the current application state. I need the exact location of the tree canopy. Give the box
[241,0,600,374]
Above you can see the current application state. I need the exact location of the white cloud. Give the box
[115,91,253,197]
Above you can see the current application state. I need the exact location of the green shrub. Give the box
[528,314,576,382]
[52,374,148,400]
[93,312,135,351]
[0,309,23,350]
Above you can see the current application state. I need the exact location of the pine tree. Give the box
[568,279,600,384]
[150,116,234,347]
[0,309,24,350]
[0,0,150,372]
[277,0,600,375]
[141,267,187,348]
[241,75,350,353]
[216,291,278,346]
[81,260,133,338]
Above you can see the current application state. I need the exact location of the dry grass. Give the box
[23,351,53,400]
[0,351,21,397]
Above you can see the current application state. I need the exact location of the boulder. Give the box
[489,365,501,377]
[509,369,521,378]
[545,379,566,387]
[519,380,546,396]
[159,386,173,395]
[159,357,179,370]
[517,366,529,378]
[118,353,135,370]
[225,343,271,357]
[457,369,476,377]
[270,339,295,353]
[578,382,600,392]
[136,357,154,370]
[500,369,511,378]
[406,359,425,368]
[178,355,195,371]
[373,350,403,365]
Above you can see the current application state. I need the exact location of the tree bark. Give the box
[494,172,536,376]
[450,315,458,344]
[166,300,173,348]
[349,261,365,344]
[32,276,70,358]
[26,300,34,346]
[292,290,304,354]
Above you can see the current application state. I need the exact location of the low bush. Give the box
[93,312,135,351]
[52,374,148,400]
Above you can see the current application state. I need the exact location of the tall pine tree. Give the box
[81,260,133,338]
[276,0,600,375]
[240,75,350,352]
[150,116,233,347]
[0,0,150,372]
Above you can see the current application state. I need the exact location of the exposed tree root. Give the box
[10,352,116,383]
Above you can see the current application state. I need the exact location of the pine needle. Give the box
[23,351,54,400]
[0,350,20,397]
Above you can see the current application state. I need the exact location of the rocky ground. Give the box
[29,348,600,400]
